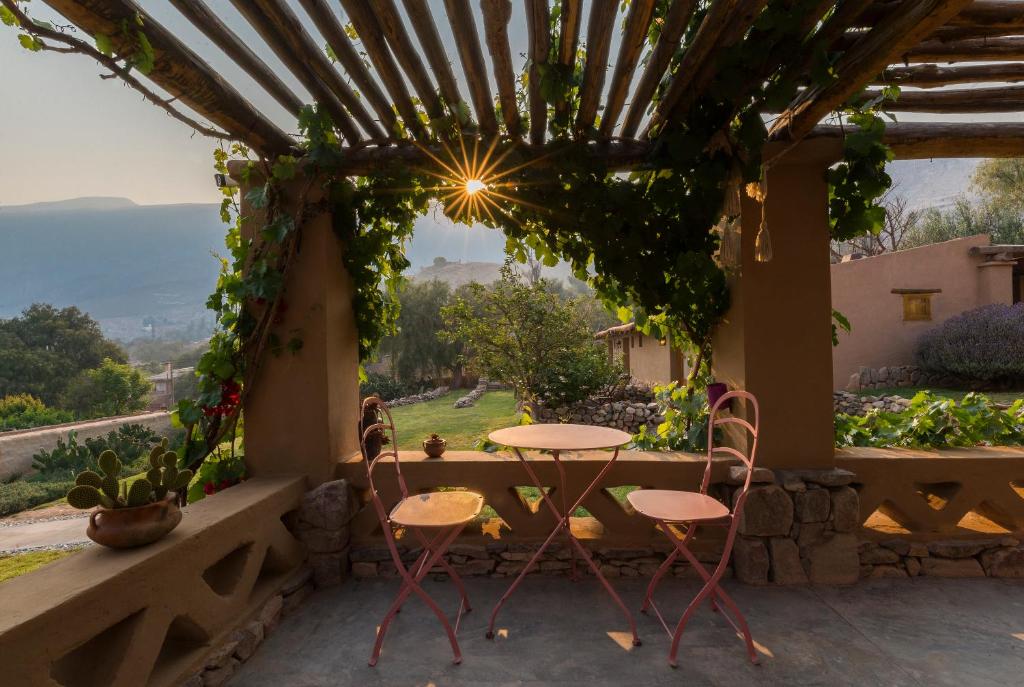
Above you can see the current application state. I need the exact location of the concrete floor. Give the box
[232,576,1024,687]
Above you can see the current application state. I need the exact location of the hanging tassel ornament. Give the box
[717,183,742,268]
[751,177,773,263]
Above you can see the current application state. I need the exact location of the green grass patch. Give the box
[0,548,82,583]
[867,387,1024,406]
[389,390,520,450]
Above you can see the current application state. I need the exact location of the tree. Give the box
[442,265,618,411]
[379,280,462,385]
[62,358,152,418]
[0,304,126,405]
[831,185,919,259]
[903,159,1024,249]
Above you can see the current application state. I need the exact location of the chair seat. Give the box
[627,489,730,523]
[390,491,484,528]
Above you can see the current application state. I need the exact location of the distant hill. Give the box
[0,199,223,341]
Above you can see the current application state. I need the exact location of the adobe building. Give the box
[595,322,689,386]
[831,234,1024,389]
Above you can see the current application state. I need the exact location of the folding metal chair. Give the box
[359,396,484,666]
[626,390,761,667]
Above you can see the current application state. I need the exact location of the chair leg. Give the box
[412,527,472,613]
[640,548,678,613]
[369,524,468,667]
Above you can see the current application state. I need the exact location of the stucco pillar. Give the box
[240,177,361,486]
[712,162,835,469]
[977,260,1015,305]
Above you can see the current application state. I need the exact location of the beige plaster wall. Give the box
[622,333,684,385]
[830,235,1014,388]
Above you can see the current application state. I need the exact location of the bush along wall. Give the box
[916,303,1024,386]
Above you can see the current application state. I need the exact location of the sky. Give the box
[0,2,1021,207]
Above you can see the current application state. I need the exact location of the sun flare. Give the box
[465,178,487,195]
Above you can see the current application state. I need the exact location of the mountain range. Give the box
[0,158,981,340]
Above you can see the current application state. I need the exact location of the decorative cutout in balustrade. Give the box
[338,450,738,544]
[837,447,1024,538]
[0,477,305,687]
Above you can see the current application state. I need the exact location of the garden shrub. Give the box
[534,344,620,407]
[835,391,1024,449]
[0,394,73,431]
[30,424,161,480]
[359,372,412,402]
[631,382,712,452]
[0,480,74,516]
[916,303,1024,383]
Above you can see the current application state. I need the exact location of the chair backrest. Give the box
[699,390,760,511]
[359,396,410,523]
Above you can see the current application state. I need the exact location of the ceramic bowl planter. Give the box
[423,433,447,458]
[87,495,182,548]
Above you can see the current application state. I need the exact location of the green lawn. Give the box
[389,390,521,450]
[0,548,82,584]
[867,387,1024,405]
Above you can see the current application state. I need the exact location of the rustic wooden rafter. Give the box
[877,61,1024,86]
[555,0,583,123]
[481,0,522,138]
[338,0,426,138]
[865,84,1024,111]
[369,0,445,119]
[40,0,295,154]
[296,0,397,133]
[599,0,657,137]
[525,0,551,145]
[770,0,976,142]
[400,0,468,124]
[443,0,499,135]
[168,0,303,117]
[575,0,619,135]
[902,37,1024,61]
[620,0,699,139]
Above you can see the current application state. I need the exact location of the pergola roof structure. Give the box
[25,0,1024,167]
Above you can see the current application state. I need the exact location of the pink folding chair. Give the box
[359,396,484,666]
[626,390,761,667]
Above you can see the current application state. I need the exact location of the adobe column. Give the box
[712,161,835,469]
[239,174,362,486]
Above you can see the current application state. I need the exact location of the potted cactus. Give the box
[66,440,193,549]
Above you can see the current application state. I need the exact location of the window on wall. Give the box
[893,288,940,322]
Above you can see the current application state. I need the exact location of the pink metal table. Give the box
[484,423,640,646]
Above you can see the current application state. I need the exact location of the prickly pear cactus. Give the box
[67,485,110,509]
[126,478,154,507]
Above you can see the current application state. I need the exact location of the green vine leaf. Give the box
[94,32,113,57]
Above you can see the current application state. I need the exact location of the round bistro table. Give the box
[484,423,639,646]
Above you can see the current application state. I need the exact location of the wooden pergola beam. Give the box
[233,0,382,142]
[620,0,699,138]
[297,0,397,133]
[902,37,1024,62]
[555,0,583,123]
[370,0,445,119]
[525,0,551,144]
[481,0,522,138]
[575,0,619,135]
[859,0,1024,28]
[168,0,304,117]
[864,84,1024,111]
[876,61,1024,86]
[339,0,426,138]
[599,0,657,138]
[401,0,468,124]
[443,0,499,135]
[810,121,1024,158]
[770,0,975,142]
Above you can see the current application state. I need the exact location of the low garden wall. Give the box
[534,385,663,433]
[846,364,988,392]
[0,411,174,481]
[833,391,911,415]
[0,477,309,687]
[336,447,1024,585]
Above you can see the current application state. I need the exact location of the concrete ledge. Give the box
[0,476,306,687]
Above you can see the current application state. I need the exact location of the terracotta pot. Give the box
[422,434,447,458]
[86,495,182,549]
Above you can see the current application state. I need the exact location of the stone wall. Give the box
[348,467,1024,584]
[846,364,979,393]
[834,391,911,416]
[385,386,449,408]
[534,384,663,433]
[454,379,489,408]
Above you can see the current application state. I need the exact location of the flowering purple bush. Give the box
[916,303,1024,383]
